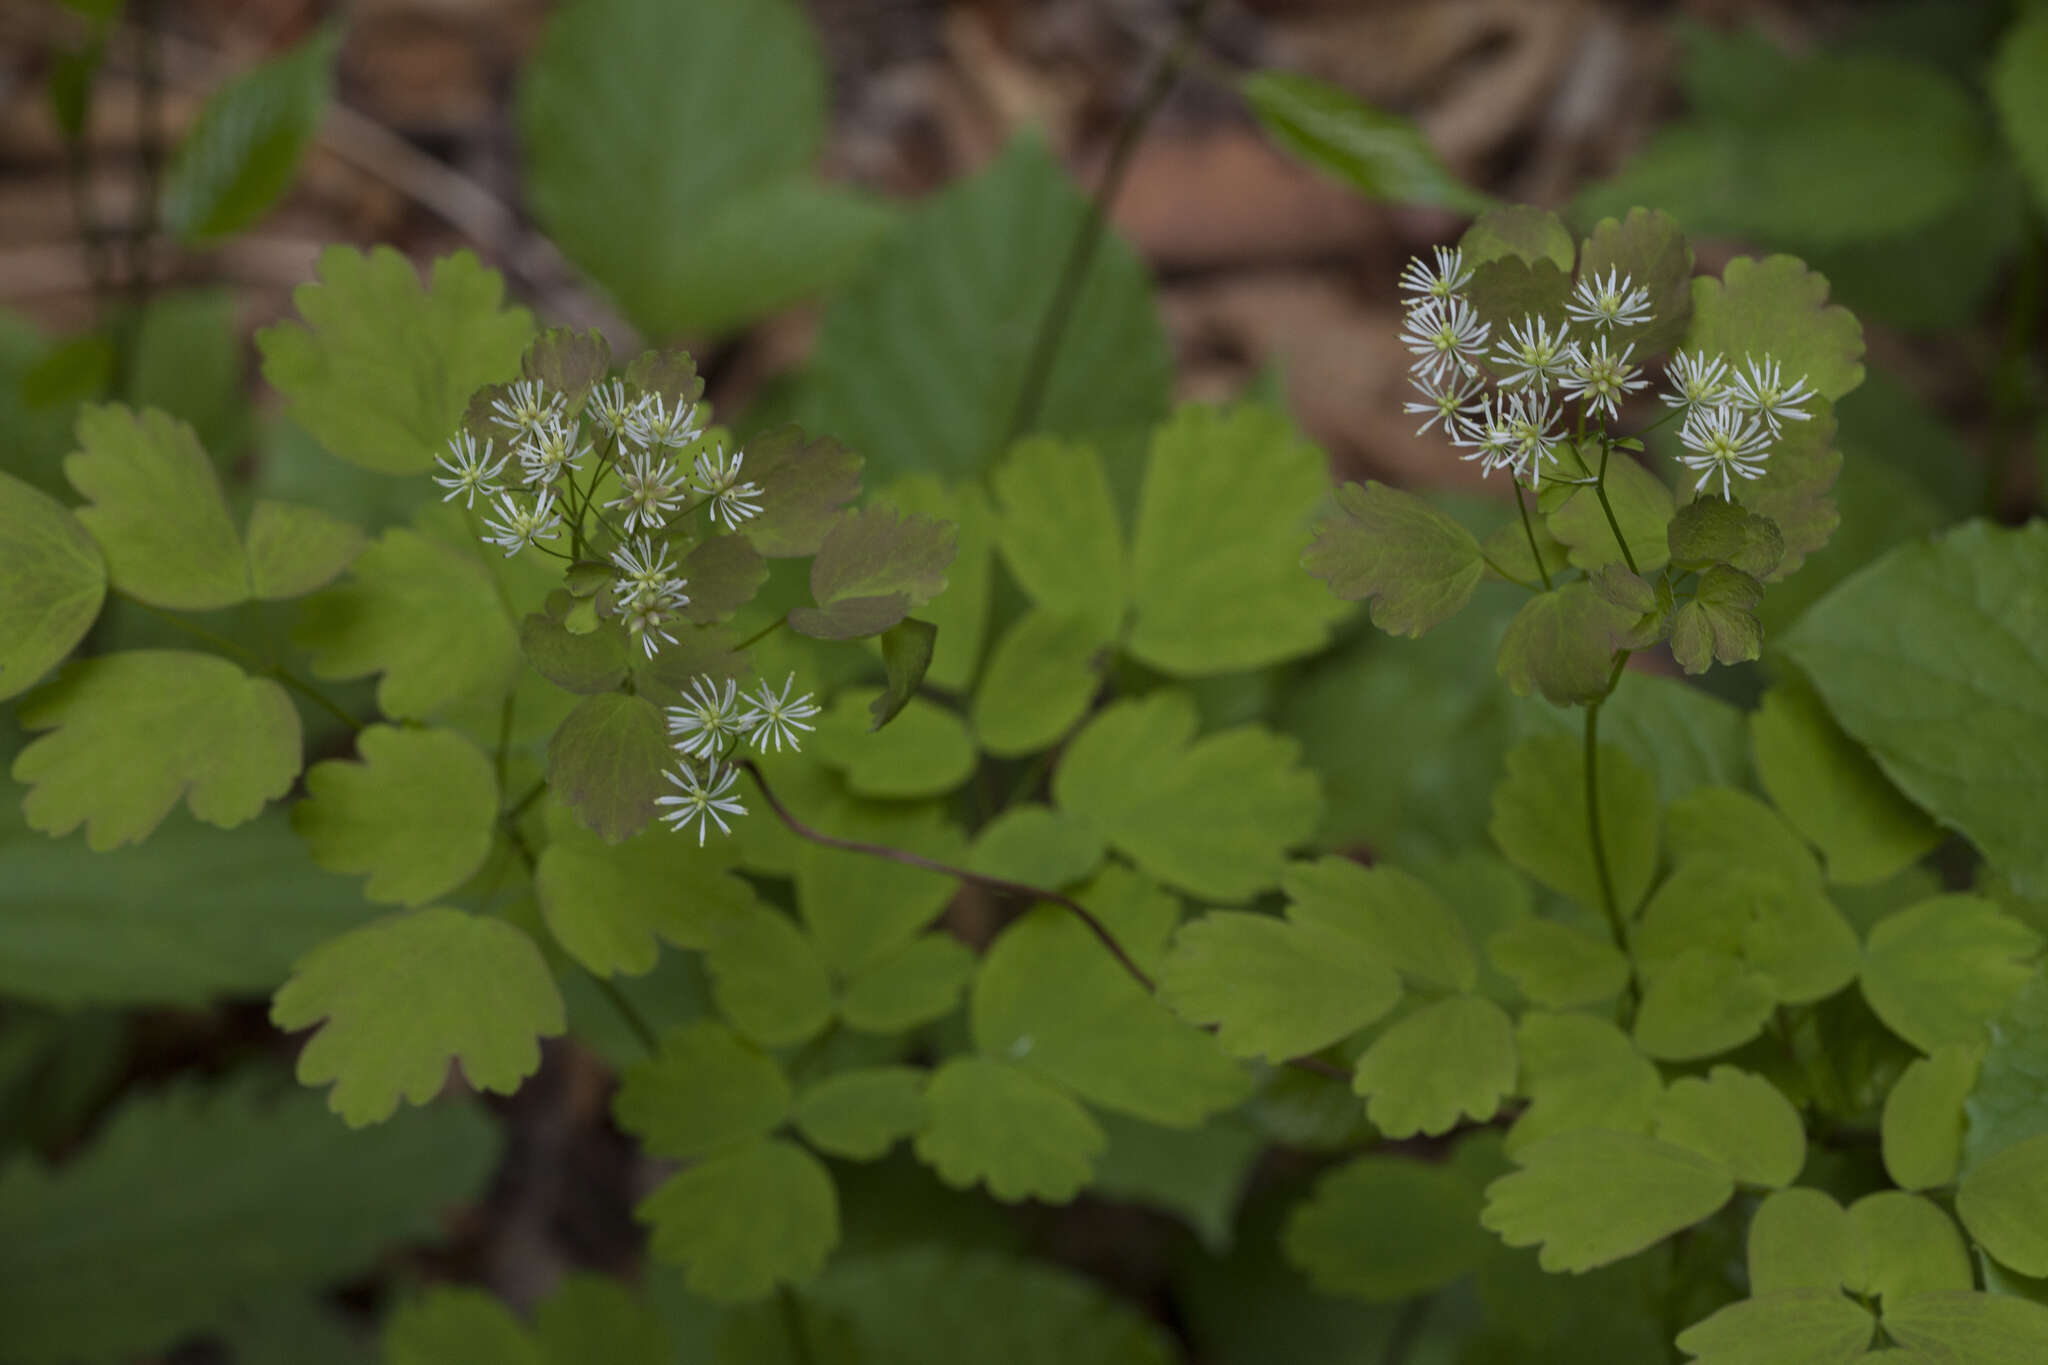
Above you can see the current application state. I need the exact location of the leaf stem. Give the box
[1512,482,1553,590]
[779,1287,817,1365]
[594,973,661,1056]
[128,598,362,729]
[1583,653,1636,1009]
[270,665,364,731]
[734,616,787,653]
[1592,436,1641,575]
[1477,552,1540,593]
[503,776,547,824]
[1380,1295,1432,1365]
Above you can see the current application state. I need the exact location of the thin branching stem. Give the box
[1592,436,1641,575]
[1512,482,1553,590]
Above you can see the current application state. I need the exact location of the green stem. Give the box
[778,1287,817,1365]
[271,666,364,731]
[734,616,787,653]
[1380,1296,1432,1365]
[1584,653,1635,997]
[503,777,547,825]
[1478,552,1540,593]
[1592,437,1641,575]
[593,974,660,1056]
[131,600,362,729]
[1512,482,1553,590]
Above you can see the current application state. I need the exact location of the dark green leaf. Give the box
[1240,70,1490,212]
[1463,256,1571,340]
[162,25,338,242]
[1667,496,1784,577]
[871,618,937,731]
[678,532,767,624]
[1670,565,1763,675]
[1544,453,1675,573]
[1496,581,1640,705]
[1993,12,2048,218]
[520,328,610,410]
[1283,1153,1493,1301]
[1575,208,1693,355]
[742,425,863,558]
[546,692,669,843]
[788,506,956,641]
[1461,205,1575,270]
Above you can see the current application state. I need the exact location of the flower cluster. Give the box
[1394,246,1813,497]
[656,673,821,844]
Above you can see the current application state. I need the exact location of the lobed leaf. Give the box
[838,933,975,1035]
[292,724,497,906]
[1575,208,1694,355]
[65,404,246,609]
[1860,895,2041,1053]
[545,692,669,843]
[1160,910,1401,1063]
[1652,1066,1806,1188]
[742,425,864,558]
[915,1056,1105,1204]
[991,435,1125,639]
[637,1137,837,1301]
[1482,1128,1735,1274]
[702,903,834,1048]
[1351,994,1516,1138]
[1282,1153,1494,1302]
[1303,481,1483,638]
[971,609,1106,758]
[794,1066,926,1160]
[1682,254,1865,401]
[1882,1043,1979,1191]
[1489,733,1659,916]
[0,470,105,702]
[611,1020,790,1160]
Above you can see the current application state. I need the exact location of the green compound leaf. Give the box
[160,24,338,242]
[1861,895,2041,1053]
[1496,581,1644,706]
[1241,70,1490,212]
[521,601,630,695]
[1282,1152,1493,1302]
[1053,690,1321,902]
[1785,521,2048,897]
[1667,495,1784,578]
[973,907,1252,1128]
[257,246,532,475]
[65,404,247,609]
[534,797,756,978]
[384,1287,543,1365]
[1993,12,2048,218]
[871,618,937,731]
[1670,565,1764,675]
[1633,948,1779,1062]
[703,903,834,1048]
[1482,1129,1735,1273]
[244,499,363,601]
[1462,255,1572,340]
[1958,1133,2048,1276]
[1351,993,1516,1138]
[1508,1011,1661,1156]
[1753,677,1941,886]
[1462,205,1575,270]
[520,327,611,410]
[0,1072,498,1365]
[270,907,566,1126]
[916,1055,1106,1204]
[1575,208,1694,357]
[0,470,104,702]
[1487,918,1628,1009]
[1489,733,1659,916]
[1966,968,2048,1171]
[546,692,668,843]
[292,725,496,907]
[1682,254,1865,402]
[966,803,1105,889]
[839,933,975,1035]
[1882,1291,2048,1363]
[13,650,299,849]
[1302,481,1483,638]
[991,436,1124,638]
[637,1136,837,1302]
[1882,1043,1979,1191]
[1850,1191,1973,1299]
[971,609,1106,758]
[611,1020,790,1160]
[1283,856,1477,992]
[1160,910,1400,1063]
[1129,403,1352,674]
[1749,1186,1853,1295]
[296,528,518,721]
[675,532,767,625]
[873,477,990,693]
[1653,1066,1805,1189]
[794,1066,925,1160]
[1675,1291,1873,1365]
[788,505,956,641]
[812,689,977,800]
[1544,454,1675,574]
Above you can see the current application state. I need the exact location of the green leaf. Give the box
[1496,582,1643,706]
[1753,678,1941,886]
[1784,521,2048,896]
[1088,1113,1263,1253]
[546,692,668,843]
[1667,496,1784,578]
[1653,1066,1805,1188]
[296,528,518,720]
[812,690,976,800]
[1675,1291,1873,1365]
[873,477,990,694]
[244,499,363,600]
[638,1137,837,1302]
[1739,396,1844,581]
[13,650,299,849]
[871,618,937,730]
[385,1288,542,1365]
[257,246,532,475]
[127,289,251,465]
[270,907,566,1126]
[1513,670,1753,805]
[612,1020,790,1159]
[1508,1011,1661,1156]
[1683,254,1865,402]
[1861,895,2042,1053]
[1054,691,1321,902]
[1283,856,1477,992]
[520,328,610,410]
[0,1072,498,1365]
[161,25,338,242]
[1240,70,1490,212]
[1633,948,1779,1062]
[791,785,964,975]
[1993,12,2048,218]
[1462,256,1571,339]
[521,602,630,695]
[1489,733,1659,915]
[1161,910,1401,1063]
[973,907,1252,1128]
[1487,919,1628,1009]
[965,804,1105,889]
[534,1275,669,1365]
[1351,993,1515,1138]
[1129,402,1352,673]
[1849,1191,1973,1299]
[0,470,104,702]
[703,904,834,1048]
[788,505,956,641]
[970,609,1106,758]
[1482,1129,1735,1273]
[795,1066,925,1160]
[1302,481,1483,638]
[1545,454,1676,574]
[991,436,1124,638]
[1748,1187,1853,1295]
[915,1055,1105,1203]
[1882,1043,1979,1191]
[534,796,757,978]
[1881,1291,2048,1363]
[803,135,1170,480]
[292,725,496,906]
[676,532,767,625]
[1959,1133,2048,1276]
[1283,1153,1494,1301]
[65,404,247,609]
[1461,205,1575,271]
[1575,208,1694,356]
[1965,968,2048,1171]
[730,425,863,559]
[839,934,975,1035]
[1670,565,1764,675]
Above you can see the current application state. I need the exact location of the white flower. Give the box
[432,431,507,507]
[1400,296,1492,383]
[610,537,689,656]
[607,450,686,534]
[624,393,703,451]
[588,379,636,438]
[1559,337,1646,421]
[518,414,589,487]
[1451,394,1521,476]
[656,762,747,845]
[480,489,564,557]
[488,379,562,441]
[1502,387,1566,486]
[666,675,745,760]
[740,674,820,754]
[1397,245,1473,308]
[623,596,681,658]
[1492,314,1577,391]
[1727,354,1815,434]
[1566,267,1652,331]
[1678,404,1772,497]
[691,443,765,530]
[1661,350,1730,412]
[1402,370,1485,437]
